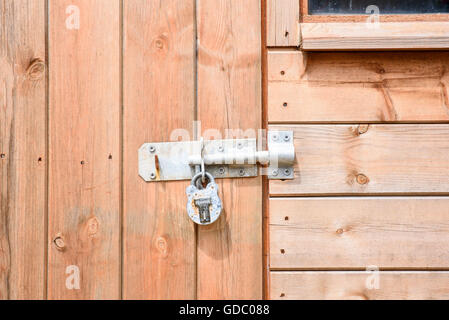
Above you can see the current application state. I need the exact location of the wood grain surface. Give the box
[301,22,449,50]
[269,124,449,195]
[48,0,120,299]
[268,51,449,123]
[123,0,196,299]
[0,0,46,300]
[196,0,263,299]
[270,197,449,269]
[267,0,299,47]
[271,271,449,300]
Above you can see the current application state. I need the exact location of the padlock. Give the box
[186,172,222,225]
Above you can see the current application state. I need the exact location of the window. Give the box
[297,0,449,50]
[309,0,449,15]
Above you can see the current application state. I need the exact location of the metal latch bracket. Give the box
[138,131,295,182]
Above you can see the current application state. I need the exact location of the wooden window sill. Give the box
[300,22,449,50]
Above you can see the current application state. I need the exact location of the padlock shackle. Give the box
[191,172,215,190]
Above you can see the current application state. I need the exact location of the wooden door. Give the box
[1,0,262,300]
[267,0,449,300]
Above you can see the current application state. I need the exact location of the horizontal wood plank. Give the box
[270,197,449,269]
[271,271,449,300]
[269,124,449,195]
[268,51,449,123]
[301,22,449,50]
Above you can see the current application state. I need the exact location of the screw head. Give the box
[218,167,225,175]
[272,134,279,141]
[238,169,245,176]
[284,135,290,142]
[218,146,224,152]
[272,169,279,176]
[284,169,291,176]
[149,146,156,153]
[150,173,156,180]
[237,142,243,149]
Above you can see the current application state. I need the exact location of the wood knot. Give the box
[336,228,344,235]
[153,35,168,52]
[356,173,369,185]
[26,58,45,81]
[87,217,99,236]
[155,39,164,48]
[155,236,168,257]
[53,235,66,251]
[357,124,369,135]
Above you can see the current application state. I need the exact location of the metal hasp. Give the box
[138,130,295,181]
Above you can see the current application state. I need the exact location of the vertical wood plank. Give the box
[262,0,271,300]
[267,0,300,46]
[0,0,46,300]
[123,0,196,299]
[48,0,120,299]
[197,0,263,299]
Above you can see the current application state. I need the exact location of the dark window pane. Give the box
[309,0,449,14]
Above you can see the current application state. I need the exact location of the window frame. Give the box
[302,0,449,22]
[300,0,449,50]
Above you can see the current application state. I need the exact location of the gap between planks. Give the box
[270,268,449,272]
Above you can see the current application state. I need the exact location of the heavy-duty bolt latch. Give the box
[138,131,295,181]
